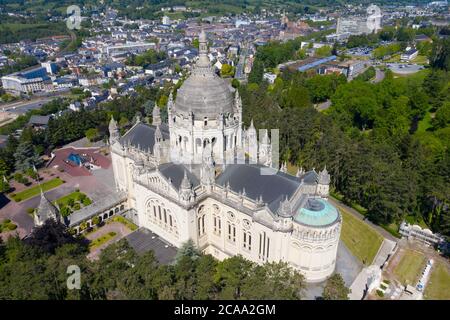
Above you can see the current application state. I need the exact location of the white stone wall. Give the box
[135,182,193,247]
[290,222,341,282]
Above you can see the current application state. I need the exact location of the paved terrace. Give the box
[126,228,178,265]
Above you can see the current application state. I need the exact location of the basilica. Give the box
[109,31,341,282]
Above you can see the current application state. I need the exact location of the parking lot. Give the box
[387,63,425,74]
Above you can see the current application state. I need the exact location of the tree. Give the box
[13,141,42,172]
[432,101,450,129]
[25,219,87,255]
[85,128,99,142]
[175,239,200,264]
[430,38,450,71]
[248,59,264,85]
[322,273,350,300]
[220,64,234,77]
[0,178,10,193]
[315,45,332,58]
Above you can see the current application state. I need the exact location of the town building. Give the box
[1,66,50,95]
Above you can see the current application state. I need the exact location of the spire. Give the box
[155,124,162,143]
[180,170,191,190]
[318,165,330,185]
[109,116,119,142]
[109,115,117,131]
[180,170,195,202]
[278,195,292,217]
[196,29,210,68]
[280,161,287,173]
[34,191,61,226]
[152,102,161,126]
[296,166,304,178]
[261,129,270,145]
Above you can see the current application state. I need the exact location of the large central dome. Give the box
[173,31,234,119]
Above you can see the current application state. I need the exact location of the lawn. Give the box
[424,262,450,300]
[54,191,92,217]
[393,249,427,285]
[10,178,64,202]
[89,231,117,250]
[339,207,384,265]
[109,215,138,231]
[55,191,92,207]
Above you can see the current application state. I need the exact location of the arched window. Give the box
[198,215,206,237]
[213,215,221,235]
[227,222,236,243]
[243,231,252,251]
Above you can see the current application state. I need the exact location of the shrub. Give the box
[60,206,72,217]
[6,223,17,231]
[376,290,384,298]
[82,198,92,206]
[73,203,81,210]
[13,173,23,182]
[91,216,100,226]
[78,193,86,202]
[67,198,75,207]
[26,208,35,214]
[3,219,11,224]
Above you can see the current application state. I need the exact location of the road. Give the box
[372,68,385,83]
[0,89,71,115]
[235,42,249,80]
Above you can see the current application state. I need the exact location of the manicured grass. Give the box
[411,55,429,65]
[424,262,450,300]
[89,231,117,250]
[340,207,383,265]
[10,178,64,202]
[54,191,91,208]
[109,215,138,231]
[393,249,427,286]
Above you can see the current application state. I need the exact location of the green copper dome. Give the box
[294,198,339,227]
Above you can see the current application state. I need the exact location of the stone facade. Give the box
[109,31,342,282]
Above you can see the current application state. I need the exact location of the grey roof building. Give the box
[108,31,342,283]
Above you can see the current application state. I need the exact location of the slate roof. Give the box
[28,115,51,126]
[158,162,200,190]
[119,122,169,151]
[216,164,301,212]
[68,191,127,227]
